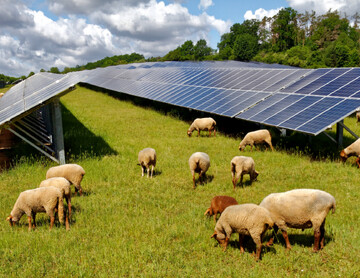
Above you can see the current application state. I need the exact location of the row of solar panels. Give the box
[2,61,360,136]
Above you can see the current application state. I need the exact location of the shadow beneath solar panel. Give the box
[61,105,118,159]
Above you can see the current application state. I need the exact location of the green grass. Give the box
[1,85,360,277]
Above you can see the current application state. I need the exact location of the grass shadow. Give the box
[61,104,118,160]
[271,232,334,249]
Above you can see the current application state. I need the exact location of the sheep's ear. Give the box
[204,208,211,216]
[210,232,217,238]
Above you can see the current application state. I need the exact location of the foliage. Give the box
[1,86,360,276]
[163,39,213,61]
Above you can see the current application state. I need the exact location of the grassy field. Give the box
[1,85,360,277]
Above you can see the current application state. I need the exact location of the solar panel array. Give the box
[2,61,360,136]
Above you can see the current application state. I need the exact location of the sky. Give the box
[1,0,359,77]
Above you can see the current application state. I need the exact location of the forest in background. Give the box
[2,8,360,82]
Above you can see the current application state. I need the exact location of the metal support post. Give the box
[50,98,65,164]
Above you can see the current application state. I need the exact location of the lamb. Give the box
[340,138,360,167]
[259,189,336,252]
[187,117,216,137]
[238,129,274,151]
[211,204,274,261]
[46,163,85,195]
[231,156,259,189]
[6,187,65,231]
[204,195,238,223]
[138,148,157,178]
[189,152,210,189]
[39,177,72,223]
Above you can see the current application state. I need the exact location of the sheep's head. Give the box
[204,208,212,216]
[187,130,192,137]
[340,150,348,162]
[238,142,245,151]
[6,215,15,227]
[253,170,259,181]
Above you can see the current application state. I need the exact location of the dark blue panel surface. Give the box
[298,98,360,134]
[330,77,360,97]
[281,68,331,93]
[221,70,251,89]
[231,70,266,90]
[212,91,250,114]
[240,70,274,90]
[236,93,289,120]
[249,94,304,122]
[205,90,245,112]
[172,87,210,106]
[190,88,222,109]
[195,89,236,111]
[179,87,213,107]
[280,97,342,130]
[264,96,322,126]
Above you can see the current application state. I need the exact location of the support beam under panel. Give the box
[336,120,344,148]
[50,98,66,164]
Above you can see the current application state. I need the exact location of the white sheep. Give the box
[39,177,72,226]
[259,189,336,252]
[6,187,65,231]
[138,148,157,178]
[231,156,259,189]
[356,111,360,123]
[189,152,210,189]
[340,138,360,167]
[46,163,85,195]
[187,117,216,137]
[211,203,274,261]
[238,129,274,151]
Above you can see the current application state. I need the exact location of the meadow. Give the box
[1,85,360,277]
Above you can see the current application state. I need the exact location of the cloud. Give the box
[244,8,283,21]
[198,0,214,11]
[286,0,350,15]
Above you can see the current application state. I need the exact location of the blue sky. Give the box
[0,0,357,77]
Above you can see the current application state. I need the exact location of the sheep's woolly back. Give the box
[215,204,273,240]
[189,152,210,172]
[138,148,157,167]
[343,138,360,157]
[46,164,85,188]
[239,129,272,149]
[39,177,71,198]
[259,189,336,231]
[9,187,63,222]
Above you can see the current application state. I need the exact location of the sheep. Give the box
[238,129,274,151]
[356,111,360,123]
[6,187,65,231]
[210,203,274,261]
[204,195,238,223]
[138,148,157,178]
[46,163,85,195]
[340,138,360,167]
[259,189,336,252]
[39,177,72,227]
[231,156,259,189]
[189,152,210,189]
[187,117,216,137]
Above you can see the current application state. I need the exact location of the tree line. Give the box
[2,8,360,82]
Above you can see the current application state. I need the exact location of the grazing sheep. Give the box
[204,195,238,223]
[39,177,72,227]
[356,111,360,123]
[340,138,360,167]
[238,129,274,151]
[6,187,65,231]
[138,148,157,178]
[259,189,336,252]
[189,152,210,189]
[211,204,274,261]
[46,164,85,195]
[187,117,216,137]
[231,156,259,189]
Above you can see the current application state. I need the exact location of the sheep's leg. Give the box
[266,225,278,246]
[49,216,55,230]
[250,232,263,261]
[223,237,230,252]
[320,221,326,250]
[192,173,196,189]
[240,174,244,187]
[356,157,360,168]
[213,213,217,223]
[281,230,292,249]
[150,165,154,178]
[67,197,72,220]
[31,211,36,229]
[141,165,145,177]
[239,234,245,253]
[27,216,32,231]
[232,177,237,190]
[214,129,216,137]
[197,129,200,137]
[313,230,321,252]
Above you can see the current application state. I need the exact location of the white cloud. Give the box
[198,0,214,11]
[287,0,349,14]
[244,8,283,21]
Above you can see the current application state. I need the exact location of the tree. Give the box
[194,39,212,60]
[272,7,298,51]
[50,67,60,74]
[233,34,259,61]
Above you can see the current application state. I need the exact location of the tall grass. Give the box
[1,86,360,277]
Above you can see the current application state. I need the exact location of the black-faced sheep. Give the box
[39,177,72,228]
[138,148,157,178]
[46,163,85,195]
[238,129,274,151]
[187,117,216,137]
[204,195,238,223]
[340,138,360,167]
[211,203,274,261]
[259,189,336,252]
[6,187,65,231]
[231,156,259,189]
[189,152,210,189]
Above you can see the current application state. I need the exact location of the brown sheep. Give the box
[204,196,238,223]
